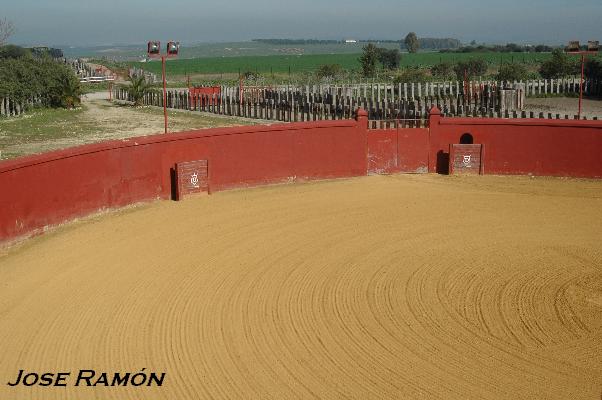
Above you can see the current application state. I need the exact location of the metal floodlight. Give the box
[167,41,180,56]
[566,41,580,53]
[147,41,161,56]
[587,40,599,53]
[146,38,179,134]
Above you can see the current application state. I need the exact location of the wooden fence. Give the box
[114,77,600,127]
[0,97,42,118]
[236,78,599,101]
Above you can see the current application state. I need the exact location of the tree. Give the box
[125,75,154,106]
[539,49,576,79]
[359,44,378,78]
[377,48,401,70]
[404,32,419,53]
[496,63,528,81]
[0,18,15,46]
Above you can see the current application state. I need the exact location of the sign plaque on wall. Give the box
[449,144,483,175]
[175,160,209,200]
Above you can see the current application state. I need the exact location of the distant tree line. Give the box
[252,39,340,45]
[0,45,81,109]
[358,38,461,50]
[252,37,462,49]
[443,43,554,53]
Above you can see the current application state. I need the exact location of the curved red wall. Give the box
[1,108,601,244]
[0,118,368,243]
[428,110,602,178]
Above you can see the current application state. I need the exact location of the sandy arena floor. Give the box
[1,174,601,399]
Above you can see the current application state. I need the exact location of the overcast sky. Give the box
[2,0,601,46]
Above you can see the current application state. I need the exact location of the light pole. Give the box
[566,40,599,119]
[147,40,180,134]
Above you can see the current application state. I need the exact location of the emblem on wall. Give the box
[190,172,199,188]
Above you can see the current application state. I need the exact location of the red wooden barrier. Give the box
[428,108,602,178]
[0,112,368,243]
[1,106,602,245]
[367,128,429,174]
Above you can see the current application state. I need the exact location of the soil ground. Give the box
[1,174,601,399]
[0,92,260,160]
[524,97,602,119]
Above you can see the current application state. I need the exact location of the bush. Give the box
[393,68,429,84]
[585,58,602,80]
[0,44,28,59]
[0,48,82,108]
[377,48,401,70]
[315,64,343,81]
[539,49,578,79]
[242,70,261,81]
[496,63,528,81]
[453,59,488,80]
[430,62,454,79]
[123,75,154,106]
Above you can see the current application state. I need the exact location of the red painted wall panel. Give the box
[398,128,429,173]
[368,128,429,174]
[428,115,602,178]
[0,120,366,243]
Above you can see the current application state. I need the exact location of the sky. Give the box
[1,0,601,47]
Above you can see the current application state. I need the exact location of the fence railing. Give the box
[236,78,599,101]
[114,77,601,126]
[0,96,42,118]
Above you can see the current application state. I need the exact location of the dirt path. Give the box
[1,174,601,399]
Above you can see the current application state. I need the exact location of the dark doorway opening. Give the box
[460,133,474,144]
[436,150,450,174]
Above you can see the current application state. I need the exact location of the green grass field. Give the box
[133,52,554,77]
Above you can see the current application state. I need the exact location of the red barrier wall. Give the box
[428,109,602,178]
[367,128,429,174]
[189,86,221,107]
[0,115,367,243]
[2,106,601,244]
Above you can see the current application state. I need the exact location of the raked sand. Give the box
[1,174,601,399]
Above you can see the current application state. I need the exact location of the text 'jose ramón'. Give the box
[7,369,165,387]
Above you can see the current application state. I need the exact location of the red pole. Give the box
[162,56,168,134]
[578,54,585,119]
[464,69,469,104]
